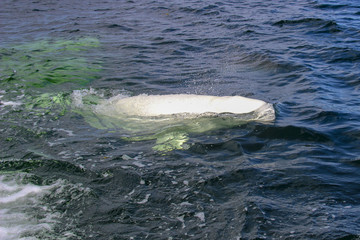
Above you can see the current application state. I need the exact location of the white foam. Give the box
[0,101,22,107]
[0,174,69,240]
[137,194,151,204]
[132,161,146,168]
[195,212,205,222]
[71,88,98,108]
[54,128,75,136]
[0,175,52,239]
[71,88,130,109]
[176,215,186,229]
[0,185,43,204]
[0,91,23,107]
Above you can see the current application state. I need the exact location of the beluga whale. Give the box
[74,92,275,152]
[110,94,273,117]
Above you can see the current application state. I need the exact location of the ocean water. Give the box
[1,0,360,239]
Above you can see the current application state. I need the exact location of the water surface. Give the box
[1,0,360,239]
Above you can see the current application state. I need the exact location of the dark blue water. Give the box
[1,0,360,239]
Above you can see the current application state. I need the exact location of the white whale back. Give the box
[113,94,269,117]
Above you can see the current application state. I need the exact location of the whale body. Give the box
[75,92,275,151]
[110,94,274,118]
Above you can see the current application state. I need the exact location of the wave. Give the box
[314,4,348,10]
[234,51,307,74]
[273,18,341,34]
[324,47,360,63]
[250,124,331,142]
[179,4,221,16]
[106,24,133,32]
[273,18,336,27]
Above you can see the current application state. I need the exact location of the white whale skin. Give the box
[113,94,270,117]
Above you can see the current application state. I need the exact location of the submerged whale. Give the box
[108,94,274,118]
[75,92,275,151]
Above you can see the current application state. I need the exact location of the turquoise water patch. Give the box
[0,37,102,123]
[0,37,101,89]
